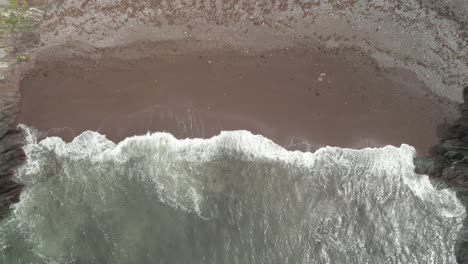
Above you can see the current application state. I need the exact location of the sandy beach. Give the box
[17,41,456,154]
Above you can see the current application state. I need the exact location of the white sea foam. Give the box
[1,125,465,264]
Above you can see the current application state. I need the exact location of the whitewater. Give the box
[0,125,465,263]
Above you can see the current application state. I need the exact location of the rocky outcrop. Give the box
[0,0,43,221]
[414,87,468,263]
[415,87,468,188]
[0,90,24,220]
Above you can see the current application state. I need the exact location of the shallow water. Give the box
[0,126,465,263]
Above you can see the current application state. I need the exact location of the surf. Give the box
[0,125,465,263]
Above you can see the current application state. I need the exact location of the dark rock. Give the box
[418,87,468,188]
[442,164,468,179]
[424,87,468,263]
[0,92,25,220]
[429,139,468,156]
[445,151,465,161]
[460,135,468,144]
[414,156,449,176]
[416,86,468,263]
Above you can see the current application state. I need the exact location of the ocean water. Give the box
[0,125,465,264]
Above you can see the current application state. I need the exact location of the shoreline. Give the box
[16,41,457,155]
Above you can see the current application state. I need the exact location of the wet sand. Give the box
[17,41,456,154]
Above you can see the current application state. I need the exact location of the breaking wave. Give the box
[0,125,465,263]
